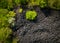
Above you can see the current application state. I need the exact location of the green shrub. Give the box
[26,10,37,20]
[0,9,8,14]
[0,9,16,28]
[0,0,7,8]
[20,0,28,4]
[0,0,13,10]
[48,0,60,10]
[14,0,20,6]
[7,11,16,26]
[0,9,15,43]
[7,11,16,17]
[0,9,9,28]
[39,0,47,8]
[28,0,39,6]
[28,0,47,8]
[0,0,28,9]
[18,8,23,13]
[7,0,13,10]
[0,27,12,42]
[14,0,28,6]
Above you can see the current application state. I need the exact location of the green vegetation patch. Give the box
[48,0,60,10]
[28,0,47,8]
[26,10,37,20]
[0,0,13,10]
[0,9,16,28]
[0,27,12,41]
[0,9,16,43]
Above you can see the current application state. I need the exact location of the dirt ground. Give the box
[15,7,60,43]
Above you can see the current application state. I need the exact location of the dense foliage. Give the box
[0,0,60,9]
[26,10,37,20]
[0,9,15,28]
[0,0,60,43]
[0,0,13,10]
[0,9,16,43]
[0,27,12,43]
[28,0,47,8]
[48,0,60,10]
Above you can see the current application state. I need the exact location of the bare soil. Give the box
[14,7,60,43]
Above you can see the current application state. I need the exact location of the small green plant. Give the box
[18,8,23,13]
[26,10,37,20]
[28,0,39,7]
[0,9,16,27]
[7,11,16,17]
[39,0,47,8]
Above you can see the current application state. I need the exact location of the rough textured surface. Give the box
[15,7,60,43]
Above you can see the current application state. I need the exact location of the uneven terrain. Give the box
[15,7,60,43]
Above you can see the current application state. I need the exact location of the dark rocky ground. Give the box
[14,7,60,43]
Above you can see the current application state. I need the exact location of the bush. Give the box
[0,9,9,28]
[0,9,15,43]
[20,0,28,5]
[26,10,37,20]
[0,9,16,28]
[28,0,47,8]
[18,8,23,13]
[0,27,12,42]
[7,11,16,17]
[0,0,13,10]
[14,0,20,6]
[0,0,28,9]
[39,0,47,8]
[48,0,60,10]
[14,0,28,6]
